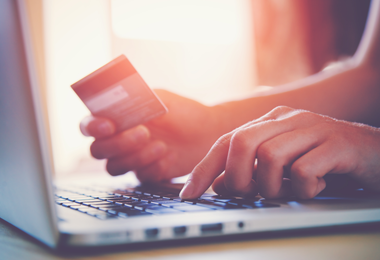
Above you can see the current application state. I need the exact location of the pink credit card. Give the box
[71,55,168,132]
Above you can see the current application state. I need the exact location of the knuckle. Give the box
[291,162,312,182]
[275,105,293,112]
[257,142,278,163]
[297,110,313,118]
[230,129,250,151]
[271,105,294,115]
[212,133,232,150]
[293,110,320,122]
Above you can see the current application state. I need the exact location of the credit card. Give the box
[71,55,168,132]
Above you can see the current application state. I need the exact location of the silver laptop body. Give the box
[1,0,380,249]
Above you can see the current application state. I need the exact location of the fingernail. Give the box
[98,122,113,136]
[180,180,195,199]
[131,126,149,142]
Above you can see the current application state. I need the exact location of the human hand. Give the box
[180,106,380,199]
[80,89,226,182]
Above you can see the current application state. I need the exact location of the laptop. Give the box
[1,0,380,250]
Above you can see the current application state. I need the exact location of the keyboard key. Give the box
[163,195,181,200]
[226,199,280,208]
[98,195,122,200]
[196,200,226,208]
[226,198,260,206]
[69,205,91,210]
[145,207,182,214]
[59,187,278,220]
[110,207,138,214]
[156,200,183,205]
[106,208,131,214]
[94,211,119,220]
[81,200,106,206]
[172,205,214,212]
[182,199,200,205]
[121,202,151,210]
[220,204,247,210]
[90,195,116,199]
[250,202,280,208]
[151,191,178,196]
[88,202,113,207]
[118,211,153,217]
[98,205,127,211]
[113,190,135,197]
[83,208,104,214]
[106,198,136,203]
[143,204,173,210]
[61,201,81,206]
[160,202,188,208]
[199,193,217,198]
[131,195,155,201]
[213,198,235,203]
[149,198,171,204]
[106,207,152,217]
[73,197,101,202]
[66,196,92,201]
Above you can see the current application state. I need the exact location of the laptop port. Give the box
[201,223,223,233]
[173,226,187,235]
[145,228,159,238]
[238,221,244,228]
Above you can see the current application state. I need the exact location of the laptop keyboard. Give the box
[55,187,280,220]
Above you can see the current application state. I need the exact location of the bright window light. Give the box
[111,0,242,44]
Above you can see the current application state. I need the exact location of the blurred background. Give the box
[24,0,370,176]
[27,0,257,176]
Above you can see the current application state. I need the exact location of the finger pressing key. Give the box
[180,133,232,199]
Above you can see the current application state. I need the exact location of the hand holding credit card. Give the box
[71,55,168,133]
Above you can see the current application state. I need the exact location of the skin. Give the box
[81,0,380,197]
[179,106,380,200]
[81,90,229,182]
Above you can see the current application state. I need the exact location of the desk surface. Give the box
[2,218,380,260]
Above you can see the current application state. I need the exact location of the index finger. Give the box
[179,106,299,199]
[179,133,232,199]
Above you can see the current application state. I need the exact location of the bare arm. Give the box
[81,1,380,182]
[180,107,380,199]
[215,0,380,131]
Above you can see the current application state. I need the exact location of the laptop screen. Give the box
[0,0,58,248]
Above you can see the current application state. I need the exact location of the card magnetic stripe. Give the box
[71,55,136,99]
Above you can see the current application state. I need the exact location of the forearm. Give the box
[213,62,380,132]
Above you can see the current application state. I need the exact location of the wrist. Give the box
[209,101,250,136]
